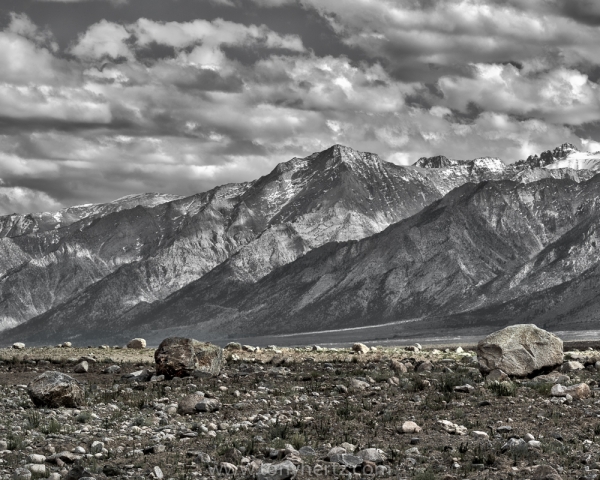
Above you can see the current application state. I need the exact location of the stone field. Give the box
[1,328,600,480]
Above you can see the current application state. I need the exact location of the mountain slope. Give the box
[86,176,600,343]
[2,143,600,345]
[1,144,501,338]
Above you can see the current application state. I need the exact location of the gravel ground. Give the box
[1,344,599,480]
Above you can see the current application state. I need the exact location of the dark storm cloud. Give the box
[0,0,600,215]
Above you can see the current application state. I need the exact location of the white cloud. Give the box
[70,20,134,61]
[0,185,62,215]
[438,64,600,125]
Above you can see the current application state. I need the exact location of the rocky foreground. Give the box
[1,331,600,480]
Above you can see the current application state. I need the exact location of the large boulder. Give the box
[477,324,563,377]
[154,337,224,379]
[27,371,84,408]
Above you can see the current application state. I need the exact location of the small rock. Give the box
[62,342,72,348]
[90,441,104,454]
[501,438,526,452]
[416,361,433,373]
[102,365,121,374]
[12,468,31,480]
[486,369,509,382]
[329,454,363,468]
[27,454,45,464]
[153,466,164,479]
[219,463,237,474]
[298,446,315,456]
[530,464,563,480]
[438,420,467,435]
[454,384,475,393]
[390,359,407,373]
[178,393,205,414]
[471,431,489,439]
[12,343,25,350]
[561,360,585,372]
[355,448,386,464]
[551,383,591,400]
[74,361,89,374]
[225,342,242,350]
[351,378,369,390]
[399,421,422,434]
[524,433,535,442]
[64,465,93,480]
[195,398,221,412]
[102,465,122,477]
[127,338,146,349]
[257,460,297,480]
[352,343,370,354]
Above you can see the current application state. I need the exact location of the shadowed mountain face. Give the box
[0,144,509,339]
[83,176,600,344]
[1,144,600,345]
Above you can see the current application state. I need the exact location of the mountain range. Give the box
[1,143,600,346]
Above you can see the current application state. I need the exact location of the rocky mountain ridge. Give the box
[1,143,600,345]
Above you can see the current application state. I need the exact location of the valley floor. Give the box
[0,344,599,479]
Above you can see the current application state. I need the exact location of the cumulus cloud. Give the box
[0,181,62,215]
[280,0,600,80]
[70,17,305,63]
[1,5,600,214]
[438,64,600,125]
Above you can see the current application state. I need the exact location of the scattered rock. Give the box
[351,378,370,390]
[355,448,386,464]
[352,343,370,354]
[102,365,121,374]
[531,372,569,384]
[154,337,224,379]
[399,421,422,433]
[257,460,297,480]
[531,465,563,480]
[329,453,363,468]
[178,393,205,415]
[74,361,88,373]
[438,420,467,435]
[486,369,509,382]
[551,383,591,400]
[64,465,93,480]
[416,361,433,373]
[12,342,25,350]
[561,360,584,372]
[12,469,31,480]
[226,342,242,350]
[501,438,526,452]
[477,324,563,377]
[27,371,84,408]
[390,359,408,373]
[195,398,221,412]
[127,338,146,349]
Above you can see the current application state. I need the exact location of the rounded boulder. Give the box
[154,337,224,379]
[477,324,563,377]
[27,371,84,408]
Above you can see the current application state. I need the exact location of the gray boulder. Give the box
[27,371,84,408]
[477,324,563,377]
[127,338,146,349]
[155,337,224,379]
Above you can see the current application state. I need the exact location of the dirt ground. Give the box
[0,344,599,480]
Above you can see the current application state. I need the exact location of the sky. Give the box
[1,0,600,214]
